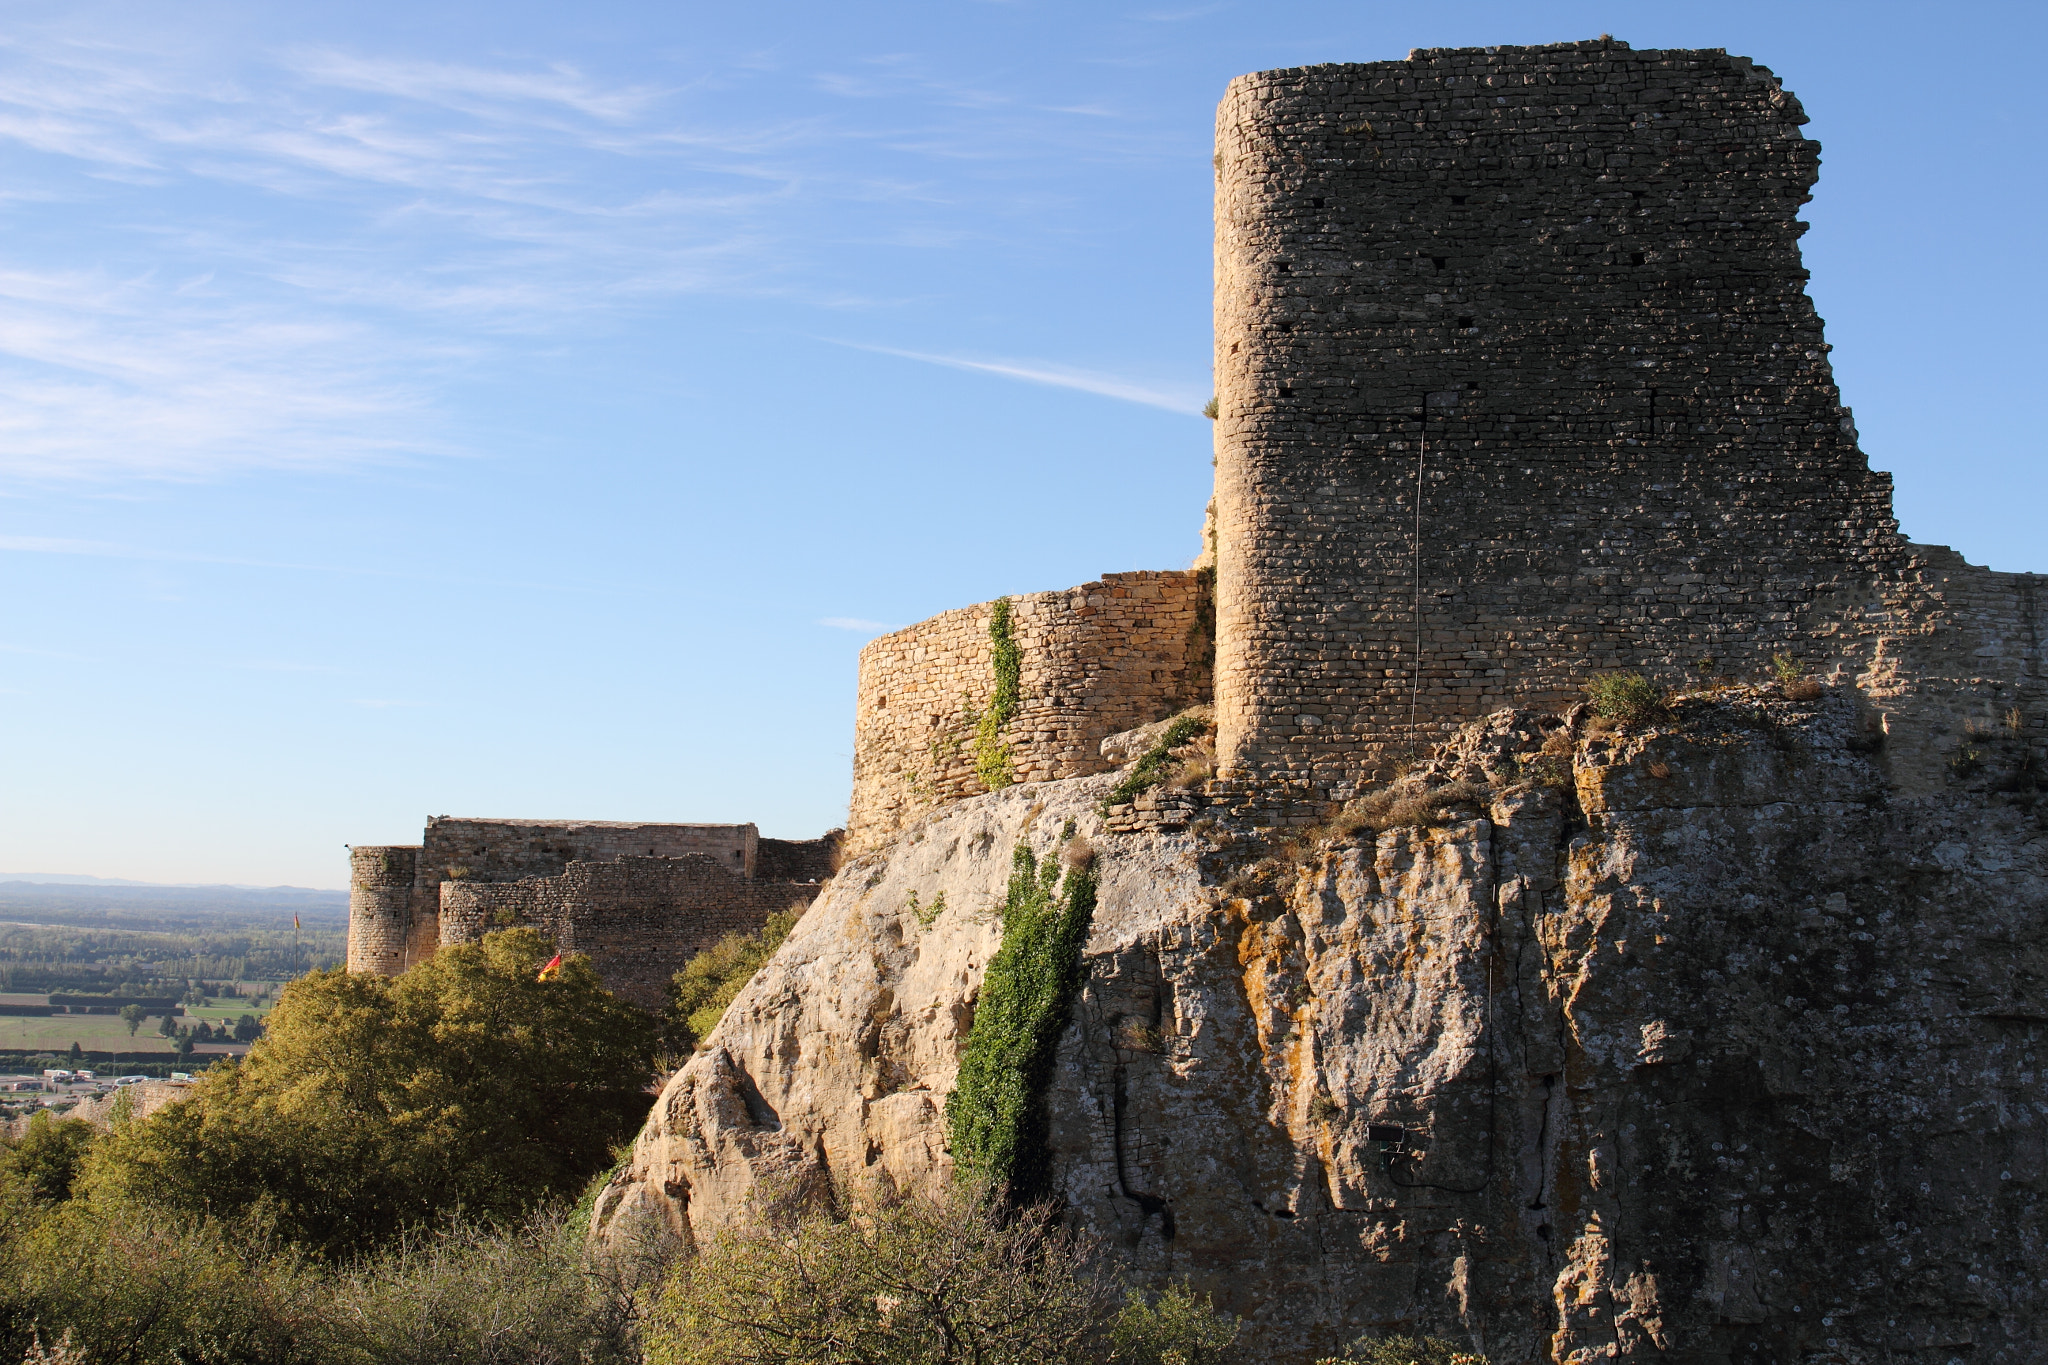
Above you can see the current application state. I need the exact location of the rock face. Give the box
[595,692,2048,1363]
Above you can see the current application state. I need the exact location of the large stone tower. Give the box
[1210,39,1902,790]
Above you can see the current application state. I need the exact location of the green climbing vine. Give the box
[971,597,1021,791]
[945,838,1097,1200]
[1101,712,1213,811]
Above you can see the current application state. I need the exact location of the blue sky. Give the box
[1,1,2040,888]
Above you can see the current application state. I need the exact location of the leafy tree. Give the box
[174,1031,195,1061]
[84,928,659,1256]
[2,1113,98,1203]
[66,1042,81,1062]
[156,1010,176,1039]
[232,1014,261,1044]
[1106,1281,1240,1364]
[120,1004,144,1037]
[668,907,802,1052]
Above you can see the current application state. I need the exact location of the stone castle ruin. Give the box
[845,38,2041,849]
[593,40,2048,1364]
[347,817,838,1010]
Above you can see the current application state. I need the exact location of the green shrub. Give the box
[0,1196,658,1365]
[2,1113,97,1204]
[1321,1335,1488,1365]
[668,906,804,1052]
[1584,673,1667,728]
[84,928,658,1257]
[650,1182,1236,1365]
[1107,1280,1240,1364]
[946,843,1096,1201]
[0,1201,329,1365]
[1771,652,1806,683]
[324,1206,656,1365]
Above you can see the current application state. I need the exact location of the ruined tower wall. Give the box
[439,855,823,1011]
[1211,41,1905,791]
[848,569,1212,852]
[346,845,417,975]
[349,819,825,986]
[417,818,756,885]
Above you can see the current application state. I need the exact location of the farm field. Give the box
[0,987,278,1056]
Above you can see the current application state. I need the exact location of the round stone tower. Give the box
[346,845,418,975]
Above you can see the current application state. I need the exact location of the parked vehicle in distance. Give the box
[114,1075,147,1087]
[72,1070,95,1081]
[169,1071,193,1083]
[40,1070,72,1083]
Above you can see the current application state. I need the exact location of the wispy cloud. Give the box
[287,52,667,124]
[818,616,901,633]
[0,267,445,480]
[827,340,1205,414]
[0,22,1198,482]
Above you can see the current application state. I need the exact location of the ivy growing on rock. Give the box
[972,597,1022,791]
[1101,712,1212,811]
[945,840,1096,1200]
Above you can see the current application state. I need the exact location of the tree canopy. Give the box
[86,928,657,1256]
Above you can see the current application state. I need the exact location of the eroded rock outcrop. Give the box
[594,690,2048,1363]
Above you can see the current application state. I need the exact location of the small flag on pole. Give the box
[293,914,300,931]
[537,954,563,982]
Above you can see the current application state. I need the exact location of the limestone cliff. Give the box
[594,688,2047,1363]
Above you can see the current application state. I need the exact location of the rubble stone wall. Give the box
[847,570,1212,851]
[348,819,840,989]
[439,855,822,1011]
[1208,40,2043,793]
[345,845,417,975]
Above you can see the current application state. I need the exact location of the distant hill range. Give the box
[0,878,347,934]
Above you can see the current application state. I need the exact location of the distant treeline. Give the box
[0,922,344,994]
[0,881,347,935]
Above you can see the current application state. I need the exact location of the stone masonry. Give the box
[848,41,2041,844]
[597,40,2048,1364]
[438,855,823,1012]
[347,817,838,1007]
[1205,39,2042,794]
[846,570,1212,851]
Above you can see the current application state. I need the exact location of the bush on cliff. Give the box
[668,906,803,1052]
[648,1181,1237,1365]
[84,927,658,1256]
[1584,672,1668,729]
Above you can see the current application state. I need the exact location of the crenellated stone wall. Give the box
[1208,40,2043,795]
[846,569,1212,853]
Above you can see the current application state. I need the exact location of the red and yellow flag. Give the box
[537,953,563,982]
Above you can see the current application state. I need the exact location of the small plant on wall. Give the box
[970,598,1021,792]
[1584,673,1667,729]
